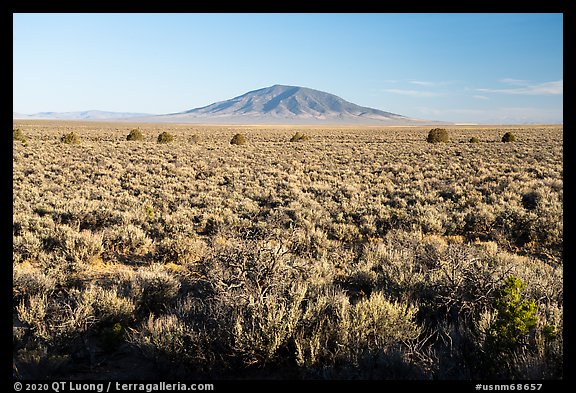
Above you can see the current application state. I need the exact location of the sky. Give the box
[13,13,563,124]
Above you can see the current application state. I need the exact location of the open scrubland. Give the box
[13,121,563,379]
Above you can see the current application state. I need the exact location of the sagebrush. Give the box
[13,122,563,380]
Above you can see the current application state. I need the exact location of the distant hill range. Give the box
[13,84,449,125]
[13,110,151,121]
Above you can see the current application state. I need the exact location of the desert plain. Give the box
[12,121,563,379]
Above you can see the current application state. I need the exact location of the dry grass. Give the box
[13,120,562,379]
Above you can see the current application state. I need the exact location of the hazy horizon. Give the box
[13,13,563,124]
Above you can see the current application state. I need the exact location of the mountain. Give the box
[12,110,153,121]
[13,85,448,125]
[142,84,442,125]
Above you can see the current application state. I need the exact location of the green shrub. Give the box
[126,128,144,141]
[230,133,246,145]
[501,132,516,142]
[469,137,479,143]
[290,132,310,142]
[427,128,449,143]
[157,131,174,144]
[487,275,537,352]
[60,131,80,144]
[100,322,125,352]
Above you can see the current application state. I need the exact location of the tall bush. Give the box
[157,131,174,144]
[427,128,449,143]
[230,133,246,145]
[502,132,516,142]
[60,132,80,144]
[127,128,144,141]
[13,128,26,142]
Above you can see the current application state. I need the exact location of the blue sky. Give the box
[13,13,563,124]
